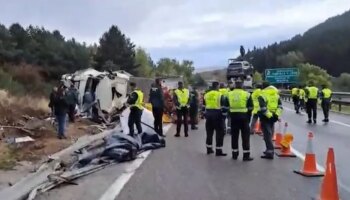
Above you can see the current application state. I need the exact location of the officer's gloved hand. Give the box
[271,113,279,123]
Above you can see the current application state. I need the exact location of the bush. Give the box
[0,69,26,95]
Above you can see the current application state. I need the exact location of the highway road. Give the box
[35,103,350,200]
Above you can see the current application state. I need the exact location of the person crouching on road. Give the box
[127,82,144,137]
[189,86,199,130]
[204,81,227,156]
[149,79,165,136]
[53,86,69,139]
[320,84,332,122]
[227,79,254,161]
[258,82,283,159]
[174,82,190,137]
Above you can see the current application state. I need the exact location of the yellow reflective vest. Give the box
[228,89,250,113]
[219,88,229,97]
[204,90,222,109]
[299,89,305,100]
[307,86,319,99]
[321,88,332,99]
[291,88,299,96]
[252,88,262,114]
[261,86,282,118]
[175,88,190,107]
[131,90,144,109]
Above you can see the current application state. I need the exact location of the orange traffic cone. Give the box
[294,132,324,177]
[254,120,263,136]
[275,122,296,157]
[319,148,340,200]
[274,122,285,149]
[273,121,282,142]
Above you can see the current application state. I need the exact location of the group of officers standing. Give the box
[291,82,332,123]
[203,79,282,160]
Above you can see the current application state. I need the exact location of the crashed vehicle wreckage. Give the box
[0,69,167,200]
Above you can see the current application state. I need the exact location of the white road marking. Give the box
[284,105,350,127]
[98,124,172,200]
[291,147,350,194]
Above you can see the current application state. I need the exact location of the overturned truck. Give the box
[61,68,131,113]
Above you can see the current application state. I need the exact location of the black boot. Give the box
[174,133,180,137]
[261,153,274,160]
[207,148,214,155]
[232,151,239,160]
[313,119,317,124]
[243,152,254,162]
[307,119,312,124]
[191,126,198,130]
[215,149,227,157]
[185,132,189,137]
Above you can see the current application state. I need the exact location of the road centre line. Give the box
[98,124,172,200]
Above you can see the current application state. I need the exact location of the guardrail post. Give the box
[338,97,342,112]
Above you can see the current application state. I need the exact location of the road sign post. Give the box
[265,68,299,84]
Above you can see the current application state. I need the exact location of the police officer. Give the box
[320,84,332,122]
[149,79,165,136]
[228,79,254,161]
[259,82,282,159]
[305,81,319,124]
[291,86,299,113]
[204,81,227,156]
[219,83,229,134]
[174,82,190,137]
[189,87,199,130]
[250,83,263,134]
[226,80,234,134]
[298,85,306,112]
[127,82,144,136]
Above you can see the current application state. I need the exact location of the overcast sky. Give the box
[0,0,349,68]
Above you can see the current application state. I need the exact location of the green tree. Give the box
[332,73,350,91]
[276,51,305,67]
[192,74,207,87]
[95,25,136,74]
[297,63,331,87]
[134,47,154,77]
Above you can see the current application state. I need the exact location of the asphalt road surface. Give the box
[36,104,350,200]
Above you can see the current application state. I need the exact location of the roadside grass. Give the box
[0,145,18,170]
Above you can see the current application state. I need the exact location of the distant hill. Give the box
[245,9,350,76]
[198,68,226,83]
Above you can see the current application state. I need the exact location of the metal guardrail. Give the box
[279,90,350,112]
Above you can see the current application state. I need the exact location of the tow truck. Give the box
[226,59,254,88]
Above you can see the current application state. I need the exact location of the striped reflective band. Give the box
[232,149,239,152]
[216,147,223,150]
[243,150,250,153]
[206,145,212,148]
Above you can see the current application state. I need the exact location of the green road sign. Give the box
[265,68,299,84]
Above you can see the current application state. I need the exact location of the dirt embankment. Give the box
[0,90,98,170]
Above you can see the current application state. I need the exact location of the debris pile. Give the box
[0,108,166,200]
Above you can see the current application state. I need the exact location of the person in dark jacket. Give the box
[66,83,79,122]
[48,87,58,117]
[149,79,165,136]
[189,87,199,130]
[54,87,69,139]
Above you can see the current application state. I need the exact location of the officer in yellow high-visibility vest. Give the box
[258,82,283,159]
[204,81,227,156]
[250,83,263,134]
[127,82,144,136]
[227,79,254,161]
[298,85,306,112]
[291,86,299,113]
[305,81,319,124]
[320,84,332,122]
[219,83,229,134]
[174,81,190,137]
